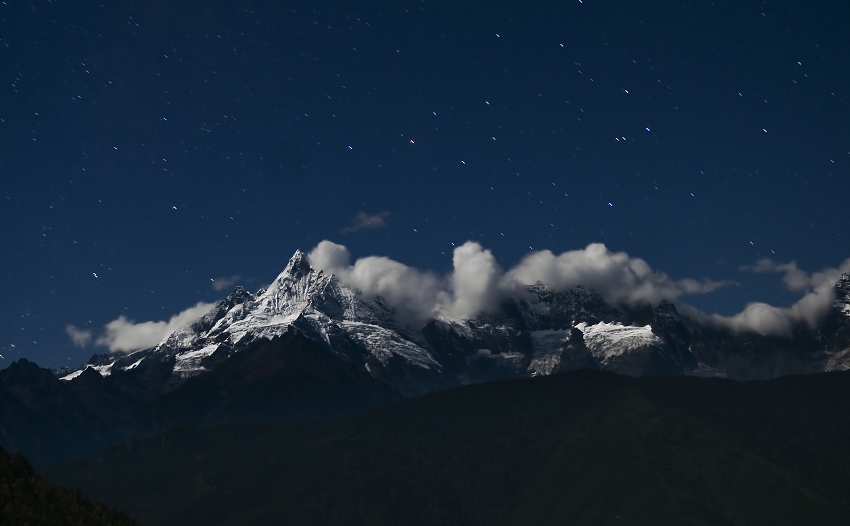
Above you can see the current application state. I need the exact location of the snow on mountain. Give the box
[339,321,439,370]
[60,363,114,381]
[173,344,220,374]
[574,322,662,364]
[59,349,147,381]
[201,250,334,346]
[57,250,850,391]
[64,251,442,389]
[61,252,668,386]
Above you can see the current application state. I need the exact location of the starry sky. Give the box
[2,0,849,368]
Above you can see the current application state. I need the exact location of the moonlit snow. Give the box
[575,322,662,362]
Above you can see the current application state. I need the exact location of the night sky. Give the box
[2,0,849,368]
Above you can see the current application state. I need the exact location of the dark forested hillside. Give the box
[45,370,850,526]
[0,446,137,526]
[0,359,121,467]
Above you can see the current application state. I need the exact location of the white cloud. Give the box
[210,274,242,291]
[95,302,216,354]
[704,257,850,336]
[741,259,812,292]
[443,242,506,318]
[75,244,850,348]
[309,241,443,325]
[308,240,352,272]
[309,240,727,325]
[340,211,391,233]
[65,325,93,347]
[678,278,730,295]
[504,243,727,306]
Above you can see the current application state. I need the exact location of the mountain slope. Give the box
[137,331,399,434]
[45,370,850,526]
[0,446,137,526]
[0,359,120,466]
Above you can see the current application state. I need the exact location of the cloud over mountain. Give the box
[71,243,849,353]
[310,241,850,336]
[94,302,217,353]
[309,240,444,324]
[505,243,727,306]
[309,240,726,324]
[698,257,850,336]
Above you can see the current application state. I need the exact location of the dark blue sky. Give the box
[2,0,849,368]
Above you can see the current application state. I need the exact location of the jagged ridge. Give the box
[59,251,850,393]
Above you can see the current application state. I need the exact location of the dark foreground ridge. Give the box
[0,335,399,467]
[0,445,137,526]
[45,369,850,526]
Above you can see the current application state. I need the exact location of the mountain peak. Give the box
[283,250,312,278]
[1,358,38,378]
[0,358,58,390]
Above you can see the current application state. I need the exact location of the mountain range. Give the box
[59,249,850,383]
[2,250,850,466]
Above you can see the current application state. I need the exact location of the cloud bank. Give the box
[94,302,216,353]
[69,243,849,353]
[309,240,726,325]
[309,240,444,324]
[696,257,850,337]
[311,241,850,336]
[505,244,727,306]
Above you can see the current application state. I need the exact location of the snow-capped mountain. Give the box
[63,251,447,397]
[7,253,850,466]
[60,252,850,391]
